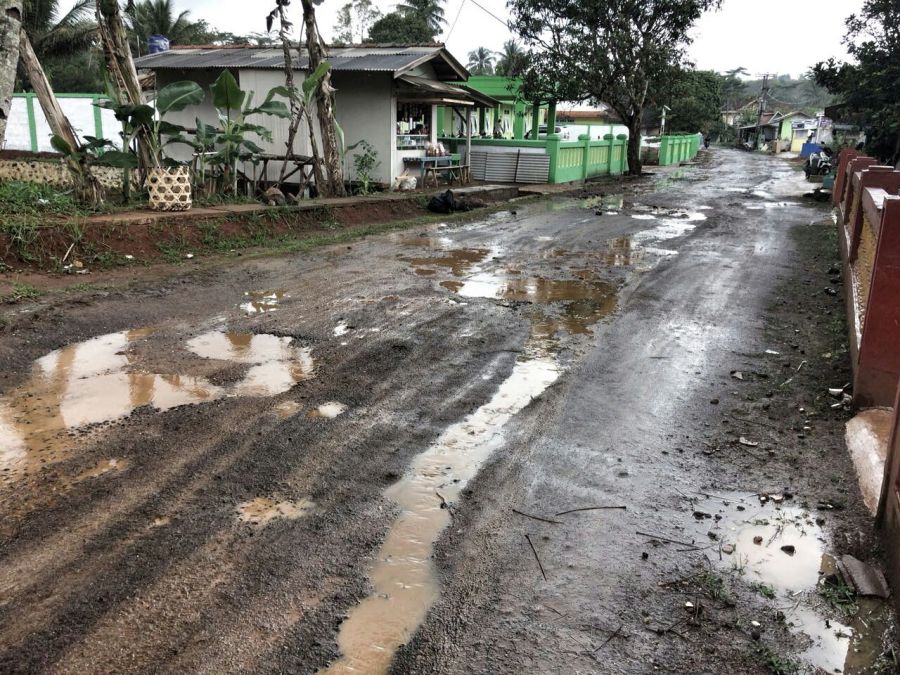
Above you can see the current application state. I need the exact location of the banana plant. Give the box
[208,69,291,194]
[92,78,204,200]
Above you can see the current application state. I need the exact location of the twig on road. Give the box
[525,533,547,581]
[512,508,563,525]
[593,624,623,653]
[555,505,627,516]
[636,530,695,547]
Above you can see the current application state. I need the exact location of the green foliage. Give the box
[396,0,445,33]
[367,11,435,43]
[349,140,380,194]
[510,0,721,174]
[750,582,777,599]
[751,644,800,675]
[813,0,900,164]
[495,41,528,78]
[333,0,382,44]
[661,69,723,134]
[3,283,42,304]
[467,47,495,76]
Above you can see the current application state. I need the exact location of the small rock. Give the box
[731,370,744,380]
[722,544,735,554]
[780,545,796,556]
[753,536,764,545]
[710,398,719,405]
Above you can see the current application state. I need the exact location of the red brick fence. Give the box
[833,150,900,596]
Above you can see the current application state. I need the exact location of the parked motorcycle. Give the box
[805,146,834,179]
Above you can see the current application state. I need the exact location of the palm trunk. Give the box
[96,0,155,174]
[0,0,23,146]
[299,0,345,197]
[19,31,103,204]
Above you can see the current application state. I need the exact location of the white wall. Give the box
[332,71,393,185]
[2,95,120,152]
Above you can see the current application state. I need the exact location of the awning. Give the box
[396,75,500,107]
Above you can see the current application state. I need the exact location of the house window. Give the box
[397,102,430,150]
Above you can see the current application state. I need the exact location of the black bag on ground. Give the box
[427,189,459,214]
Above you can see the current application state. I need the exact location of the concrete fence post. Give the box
[546,133,561,183]
[579,133,591,180]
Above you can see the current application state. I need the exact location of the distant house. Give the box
[133,44,498,186]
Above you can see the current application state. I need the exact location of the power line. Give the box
[444,0,467,41]
[466,0,510,29]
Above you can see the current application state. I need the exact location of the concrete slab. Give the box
[846,407,895,513]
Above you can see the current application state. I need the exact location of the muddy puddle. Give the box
[237,497,315,526]
[322,347,560,674]
[241,289,287,314]
[308,401,347,418]
[689,493,893,673]
[0,329,314,480]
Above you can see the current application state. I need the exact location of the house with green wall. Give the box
[438,76,547,140]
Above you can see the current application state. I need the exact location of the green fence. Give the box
[547,133,628,182]
[657,134,701,166]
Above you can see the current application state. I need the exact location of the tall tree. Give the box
[125,0,212,54]
[494,40,527,78]
[299,0,345,196]
[510,0,720,174]
[367,11,433,42]
[333,0,380,44]
[396,0,444,35]
[0,0,23,145]
[19,29,103,202]
[814,0,900,164]
[660,68,722,134]
[22,0,96,62]
[466,46,493,75]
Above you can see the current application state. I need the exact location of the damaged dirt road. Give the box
[0,149,897,674]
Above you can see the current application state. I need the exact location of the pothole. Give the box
[237,497,314,526]
[308,402,347,418]
[241,289,287,314]
[0,329,315,480]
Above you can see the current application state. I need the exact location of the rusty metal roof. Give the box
[397,75,500,107]
[133,45,469,81]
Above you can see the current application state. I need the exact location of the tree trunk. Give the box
[96,0,154,174]
[0,0,23,146]
[19,31,103,204]
[299,0,345,197]
[626,116,643,176]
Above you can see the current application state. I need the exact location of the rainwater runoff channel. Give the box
[0,181,888,674]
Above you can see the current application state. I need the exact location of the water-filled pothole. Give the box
[241,289,287,314]
[0,329,314,480]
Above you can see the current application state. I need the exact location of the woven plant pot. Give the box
[147,166,192,212]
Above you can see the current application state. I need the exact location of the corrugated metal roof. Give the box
[397,75,500,107]
[134,45,456,75]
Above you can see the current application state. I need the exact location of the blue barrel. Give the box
[148,35,170,54]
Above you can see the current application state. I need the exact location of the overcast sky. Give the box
[75,0,861,78]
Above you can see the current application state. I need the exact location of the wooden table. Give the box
[402,154,463,184]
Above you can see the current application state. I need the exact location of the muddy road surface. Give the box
[1,150,896,674]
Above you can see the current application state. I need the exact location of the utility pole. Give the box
[754,73,772,150]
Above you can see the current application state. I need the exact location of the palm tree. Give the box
[126,0,203,54]
[467,46,494,76]
[396,0,444,35]
[494,40,527,78]
[22,0,97,62]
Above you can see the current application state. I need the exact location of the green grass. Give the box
[819,577,856,611]
[750,582,777,599]
[0,181,78,216]
[752,644,800,675]
[3,282,42,304]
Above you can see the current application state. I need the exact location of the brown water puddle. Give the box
[322,350,559,674]
[273,401,303,419]
[308,402,347,419]
[241,289,287,314]
[692,493,892,673]
[0,329,314,481]
[237,497,314,526]
[325,256,623,672]
[402,248,492,278]
[599,237,641,266]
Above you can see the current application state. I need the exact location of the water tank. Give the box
[148,35,170,54]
